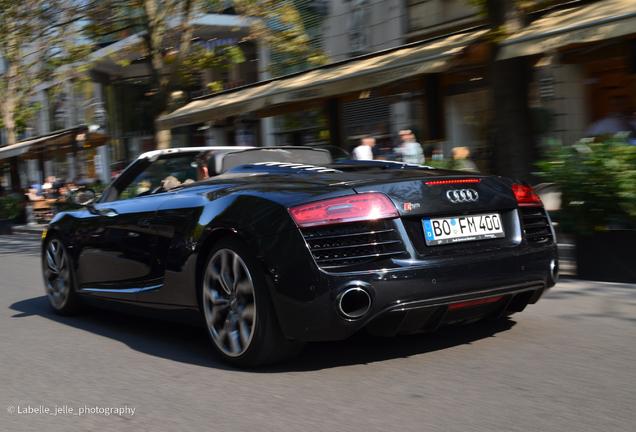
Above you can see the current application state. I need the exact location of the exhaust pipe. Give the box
[337,287,372,319]
[550,258,559,284]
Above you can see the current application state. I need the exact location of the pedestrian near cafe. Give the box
[395,130,424,165]
[451,146,479,172]
[352,136,376,160]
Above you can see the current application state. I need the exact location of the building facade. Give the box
[7,0,633,191]
[262,0,412,153]
[0,9,258,191]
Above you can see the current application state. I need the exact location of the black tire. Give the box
[42,236,83,315]
[201,237,304,367]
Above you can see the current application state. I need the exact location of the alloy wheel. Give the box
[43,238,71,310]
[203,248,256,357]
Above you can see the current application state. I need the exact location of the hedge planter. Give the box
[0,218,14,235]
[576,231,636,283]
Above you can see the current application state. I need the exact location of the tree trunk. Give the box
[140,0,194,151]
[485,0,537,182]
[0,63,19,147]
[489,56,537,182]
[9,157,21,192]
[155,126,172,150]
[0,105,17,147]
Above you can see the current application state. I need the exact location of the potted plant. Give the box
[535,134,636,282]
[0,196,23,234]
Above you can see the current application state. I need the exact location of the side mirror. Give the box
[70,188,97,206]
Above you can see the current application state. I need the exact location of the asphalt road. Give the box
[1,232,635,432]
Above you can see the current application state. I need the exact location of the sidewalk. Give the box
[11,224,47,235]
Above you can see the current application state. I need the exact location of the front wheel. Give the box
[42,236,82,315]
[201,237,304,367]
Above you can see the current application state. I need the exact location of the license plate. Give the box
[422,213,504,246]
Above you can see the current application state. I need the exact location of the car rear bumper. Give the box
[363,280,546,337]
[254,230,558,342]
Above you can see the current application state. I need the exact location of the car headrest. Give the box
[207,150,234,177]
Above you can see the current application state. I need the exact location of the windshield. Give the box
[116,154,198,200]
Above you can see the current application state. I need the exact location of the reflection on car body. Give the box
[42,146,558,367]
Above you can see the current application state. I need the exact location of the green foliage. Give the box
[206,81,225,93]
[13,102,42,134]
[176,43,246,87]
[233,0,328,77]
[0,0,92,144]
[535,135,636,234]
[487,25,512,43]
[0,197,23,220]
[425,158,455,170]
[83,183,108,196]
[79,0,328,125]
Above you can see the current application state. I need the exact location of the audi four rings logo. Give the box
[446,189,479,203]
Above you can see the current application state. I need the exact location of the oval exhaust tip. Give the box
[337,287,372,319]
[550,258,559,283]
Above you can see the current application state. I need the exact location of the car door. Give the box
[72,150,202,301]
[74,194,166,300]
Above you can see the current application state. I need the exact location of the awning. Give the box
[0,133,66,161]
[0,128,110,164]
[157,29,487,130]
[497,0,636,61]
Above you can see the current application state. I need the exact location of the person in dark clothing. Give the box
[195,150,215,180]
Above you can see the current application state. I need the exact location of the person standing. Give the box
[451,146,479,172]
[30,180,43,197]
[352,136,376,160]
[395,130,425,164]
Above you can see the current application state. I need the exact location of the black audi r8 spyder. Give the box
[42,146,558,367]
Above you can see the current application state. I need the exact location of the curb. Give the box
[11,224,47,235]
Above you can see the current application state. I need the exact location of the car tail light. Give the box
[512,184,543,207]
[289,193,398,228]
[426,179,481,185]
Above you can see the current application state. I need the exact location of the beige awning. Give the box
[157,29,487,130]
[0,128,110,163]
[0,133,67,162]
[497,0,636,61]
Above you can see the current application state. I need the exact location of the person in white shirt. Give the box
[352,137,376,160]
[395,130,425,165]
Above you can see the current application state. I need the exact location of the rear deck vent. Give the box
[301,220,405,268]
[519,207,553,244]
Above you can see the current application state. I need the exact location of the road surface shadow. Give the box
[10,296,228,369]
[11,295,517,372]
[276,319,517,372]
